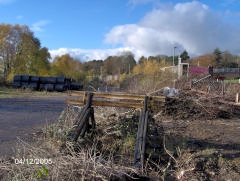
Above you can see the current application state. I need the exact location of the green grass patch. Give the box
[224,79,240,83]
[0,86,66,98]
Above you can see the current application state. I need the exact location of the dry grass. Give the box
[224,83,240,101]
[126,73,176,95]
[0,106,144,180]
[0,138,141,181]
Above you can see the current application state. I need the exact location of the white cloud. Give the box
[105,1,240,57]
[31,20,50,32]
[49,47,139,62]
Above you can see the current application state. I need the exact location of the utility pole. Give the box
[178,56,182,80]
[173,46,177,66]
[128,63,131,74]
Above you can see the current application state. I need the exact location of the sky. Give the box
[0,0,240,61]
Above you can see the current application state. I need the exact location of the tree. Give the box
[188,54,216,67]
[0,23,51,81]
[220,52,238,68]
[14,30,41,75]
[213,48,222,66]
[180,50,190,61]
[132,59,164,76]
[0,24,22,80]
[102,56,118,75]
[103,54,136,75]
[138,56,147,64]
[119,53,136,74]
[51,54,83,81]
[30,47,51,75]
[82,60,103,76]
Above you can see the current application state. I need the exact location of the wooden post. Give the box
[134,111,143,166]
[222,80,225,97]
[67,92,95,142]
[189,80,192,89]
[141,110,149,169]
[134,96,149,170]
[173,79,176,88]
[236,93,239,104]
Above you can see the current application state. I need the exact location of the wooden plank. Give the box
[69,91,166,103]
[67,99,165,110]
[94,92,145,100]
[67,99,143,109]
[148,96,166,102]
[71,91,146,100]
[69,91,86,97]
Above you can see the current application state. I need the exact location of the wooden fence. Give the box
[67,91,167,169]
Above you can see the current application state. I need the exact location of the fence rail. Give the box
[213,68,240,73]
[68,91,166,110]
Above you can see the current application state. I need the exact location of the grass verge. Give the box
[0,86,67,99]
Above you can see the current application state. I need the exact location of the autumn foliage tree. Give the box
[51,54,84,82]
[0,24,22,80]
[133,59,164,76]
[127,58,174,93]
[187,48,239,68]
[188,53,216,67]
[0,23,51,81]
[103,53,136,75]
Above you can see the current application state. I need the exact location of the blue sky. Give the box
[1,0,240,61]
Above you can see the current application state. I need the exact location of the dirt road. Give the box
[0,96,67,157]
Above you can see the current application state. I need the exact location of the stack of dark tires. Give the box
[12,75,22,88]
[12,75,83,92]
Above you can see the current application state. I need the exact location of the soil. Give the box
[152,91,240,180]
[159,117,240,179]
[0,96,67,158]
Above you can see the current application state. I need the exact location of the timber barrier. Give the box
[66,91,166,168]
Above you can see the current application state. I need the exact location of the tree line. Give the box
[0,23,239,86]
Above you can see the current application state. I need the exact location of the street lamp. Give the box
[173,46,177,66]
